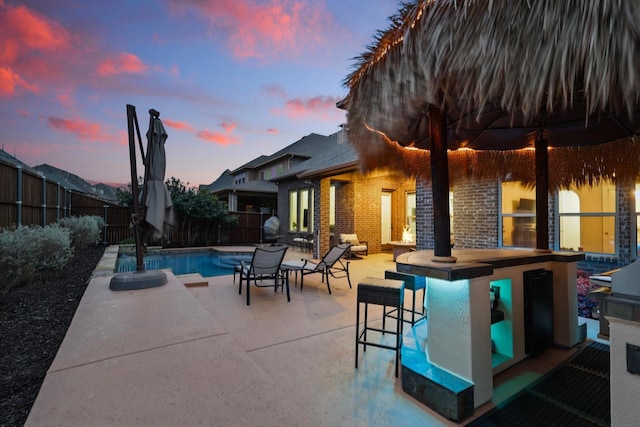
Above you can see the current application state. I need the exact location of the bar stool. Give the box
[355,277,405,377]
[383,270,427,326]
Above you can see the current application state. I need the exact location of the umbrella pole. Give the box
[126,104,146,271]
[534,132,552,253]
[429,105,456,263]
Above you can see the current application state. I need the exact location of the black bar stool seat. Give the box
[384,270,426,326]
[355,277,405,377]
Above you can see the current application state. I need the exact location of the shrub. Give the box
[57,215,105,249]
[0,224,73,294]
[576,269,598,318]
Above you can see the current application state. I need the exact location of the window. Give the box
[289,190,298,231]
[289,187,314,232]
[559,181,616,254]
[501,182,536,248]
[330,184,336,233]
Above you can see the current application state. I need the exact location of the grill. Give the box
[589,259,640,338]
[262,215,283,244]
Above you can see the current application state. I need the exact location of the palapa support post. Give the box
[429,105,456,263]
[109,105,167,291]
[534,131,552,254]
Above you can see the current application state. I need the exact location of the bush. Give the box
[57,216,105,249]
[577,269,598,318]
[0,224,73,293]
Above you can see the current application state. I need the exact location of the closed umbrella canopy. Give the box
[142,111,175,240]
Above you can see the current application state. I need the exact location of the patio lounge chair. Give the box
[339,233,368,258]
[238,245,289,305]
[283,243,352,294]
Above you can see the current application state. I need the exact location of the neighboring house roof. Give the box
[34,164,118,201]
[0,148,119,202]
[272,135,359,181]
[203,133,341,195]
[200,169,278,194]
[230,133,335,175]
[201,169,233,193]
[0,147,34,171]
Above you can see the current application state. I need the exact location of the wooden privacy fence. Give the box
[0,161,273,246]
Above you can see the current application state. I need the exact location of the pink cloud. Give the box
[266,128,278,134]
[172,0,330,60]
[47,116,110,142]
[279,95,342,119]
[56,89,74,108]
[0,66,39,96]
[220,122,236,132]
[0,3,69,98]
[197,129,238,146]
[163,119,194,132]
[97,52,148,76]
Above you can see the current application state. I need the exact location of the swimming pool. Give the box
[116,250,253,277]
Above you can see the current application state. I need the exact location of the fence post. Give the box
[217,224,221,244]
[103,204,109,244]
[56,183,61,221]
[42,174,47,226]
[16,165,22,225]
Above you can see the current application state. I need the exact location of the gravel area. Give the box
[0,245,106,427]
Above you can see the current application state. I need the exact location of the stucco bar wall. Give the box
[396,248,584,417]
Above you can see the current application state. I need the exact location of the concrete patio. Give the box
[25,246,604,426]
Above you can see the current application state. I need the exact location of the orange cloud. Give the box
[97,52,148,76]
[172,0,329,60]
[197,129,238,146]
[47,116,110,142]
[163,119,194,132]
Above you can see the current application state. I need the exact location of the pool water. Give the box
[116,251,253,277]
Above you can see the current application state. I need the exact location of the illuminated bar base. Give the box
[396,249,584,422]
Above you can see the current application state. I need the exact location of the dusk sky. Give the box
[0,0,399,188]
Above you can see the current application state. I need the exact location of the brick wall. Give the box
[453,178,499,248]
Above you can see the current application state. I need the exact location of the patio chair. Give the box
[283,243,352,294]
[238,245,289,305]
[339,233,368,258]
[292,232,314,252]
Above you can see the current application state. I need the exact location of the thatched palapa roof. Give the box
[343,0,640,189]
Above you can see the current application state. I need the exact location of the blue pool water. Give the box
[116,250,253,277]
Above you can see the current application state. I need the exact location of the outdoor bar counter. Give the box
[395,248,585,421]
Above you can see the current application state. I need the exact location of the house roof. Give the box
[230,133,334,174]
[0,147,34,170]
[34,164,118,201]
[272,134,359,180]
[200,168,278,194]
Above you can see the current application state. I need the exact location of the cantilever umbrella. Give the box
[343,0,640,260]
[141,109,175,241]
[110,106,175,291]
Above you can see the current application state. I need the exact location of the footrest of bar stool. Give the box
[355,277,405,377]
[384,270,427,326]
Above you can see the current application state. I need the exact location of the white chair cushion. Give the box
[340,233,360,245]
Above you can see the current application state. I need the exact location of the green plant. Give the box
[0,224,73,294]
[57,215,105,249]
